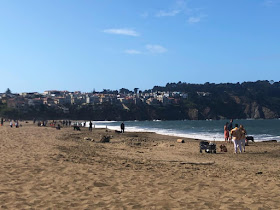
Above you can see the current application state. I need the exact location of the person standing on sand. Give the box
[1,118,3,126]
[224,122,229,143]
[239,125,247,152]
[121,122,125,133]
[10,120,13,128]
[231,124,242,154]
[228,119,233,142]
[89,121,93,131]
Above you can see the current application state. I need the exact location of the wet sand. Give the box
[0,122,279,209]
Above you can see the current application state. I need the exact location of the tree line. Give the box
[1,80,280,120]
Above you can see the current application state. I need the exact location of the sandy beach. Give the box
[0,122,279,209]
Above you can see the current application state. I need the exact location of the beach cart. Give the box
[199,141,216,153]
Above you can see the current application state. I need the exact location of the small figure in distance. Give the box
[224,122,229,143]
[121,122,125,133]
[89,121,93,131]
[56,124,61,130]
[239,124,247,152]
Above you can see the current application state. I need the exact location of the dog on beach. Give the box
[115,130,122,133]
[246,136,254,142]
[73,125,81,131]
[245,136,254,146]
[220,144,228,152]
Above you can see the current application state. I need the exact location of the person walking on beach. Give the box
[121,122,125,133]
[239,125,247,152]
[10,120,13,128]
[224,122,229,143]
[1,118,3,126]
[228,119,233,142]
[231,124,242,154]
[89,121,93,131]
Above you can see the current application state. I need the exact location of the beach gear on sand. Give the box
[199,141,216,153]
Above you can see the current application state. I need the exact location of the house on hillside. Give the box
[197,92,210,97]
[28,98,43,106]
[43,97,55,106]
[7,97,27,108]
[20,92,40,98]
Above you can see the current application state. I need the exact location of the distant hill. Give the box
[1,80,279,120]
[148,80,280,120]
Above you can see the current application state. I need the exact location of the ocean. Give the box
[84,119,280,142]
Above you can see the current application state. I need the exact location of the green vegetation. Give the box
[1,80,279,120]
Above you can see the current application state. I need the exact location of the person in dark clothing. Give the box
[89,121,93,131]
[1,118,3,126]
[120,122,125,133]
[56,124,61,130]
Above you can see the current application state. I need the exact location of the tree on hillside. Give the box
[119,88,131,94]
[5,88,12,94]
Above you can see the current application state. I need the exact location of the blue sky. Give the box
[0,0,279,93]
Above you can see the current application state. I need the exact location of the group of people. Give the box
[36,119,72,127]
[7,120,20,128]
[224,119,247,153]
[0,118,16,127]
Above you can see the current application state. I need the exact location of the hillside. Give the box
[1,80,280,120]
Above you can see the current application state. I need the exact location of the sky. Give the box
[0,0,279,93]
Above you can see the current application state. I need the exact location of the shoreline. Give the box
[5,119,280,142]
[86,121,280,142]
[73,119,280,142]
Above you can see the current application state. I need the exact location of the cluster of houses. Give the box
[0,89,192,111]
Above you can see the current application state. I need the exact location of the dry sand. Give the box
[0,122,279,209]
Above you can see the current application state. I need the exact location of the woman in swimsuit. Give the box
[224,122,229,143]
